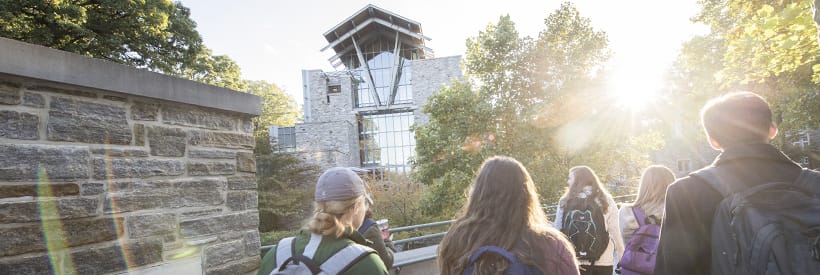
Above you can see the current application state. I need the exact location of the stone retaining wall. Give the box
[0,38,262,275]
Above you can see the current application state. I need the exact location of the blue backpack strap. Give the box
[632,207,646,227]
[357,217,376,235]
[462,246,521,275]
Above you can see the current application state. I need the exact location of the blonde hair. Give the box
[307,196,366,238]
[630,165,675,216]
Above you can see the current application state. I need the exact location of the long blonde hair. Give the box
[307,196,366,238]
[438,156,574,275]
[630,165,675,217]
[560,166,613,211]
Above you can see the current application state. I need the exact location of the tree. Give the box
[0,0,245,90]
[245,80,300,155]
[413,3,662,216]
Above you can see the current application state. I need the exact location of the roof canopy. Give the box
[321,4,433,68]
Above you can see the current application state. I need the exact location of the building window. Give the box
[677,159,691,173]
[354,51,413,108]
[792,131,810,150]
[327,85,341,94]
[359,111,415,175]
[270,126,296,152]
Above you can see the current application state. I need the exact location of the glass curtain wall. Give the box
[359,111,415,175]
[353,37,414,108]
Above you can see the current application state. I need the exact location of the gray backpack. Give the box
[272,233,375,275]
[693,167,820,275]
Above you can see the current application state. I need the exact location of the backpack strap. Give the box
[275,255,322,275]
[691,167,741,198]
[357,218,376,235]
[462,246,520,275]
[318,243,376,275]
[275,237,296,268]
[632,207,646,227]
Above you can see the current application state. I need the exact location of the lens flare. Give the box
[38,166,76,275]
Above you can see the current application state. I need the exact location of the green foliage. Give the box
[257,153,320,232]
[260,230,299,246]
[0,0,245,90]
[246,80,301,155]
[413,2,662,217]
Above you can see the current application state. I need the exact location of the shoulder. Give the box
[343,252,389,275]
[666,174,710,197]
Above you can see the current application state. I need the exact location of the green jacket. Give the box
[258,230,389,275]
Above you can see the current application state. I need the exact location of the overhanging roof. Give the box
[321,4,433,67]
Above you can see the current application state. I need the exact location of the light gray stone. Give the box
[0,253,53,274]
[0,197,98,223]
[163,105,237,131]
[92,158,184,179]
[104,178,224,213]
[242,230,261,257]
[131,101,159,121]
[205,257,260,275]
[189,130,254,149]
[147,126,186,157]
[227,175,257,190]
[227,191,258,211]
[0,217,123,257]
[47,97,131,144]
[240,118,254,133]
[72,238,162,275]
[0,183,79,199]
[28,85,96,98]
[180,211,259,238]
[81,182,105,195]
[126,213,177,238]
[22,92,45,107]
[236,152,256,173]
[0,144,89,181]
[187,161,236,176]
[0,110,39,140]
[102,95,127,102]
[134,124,145,146]
[181,208,223,219]
[189,149,236,159]
[90,147,149,157]
[204,240,244,268]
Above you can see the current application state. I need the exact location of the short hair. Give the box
[700,92,773,147]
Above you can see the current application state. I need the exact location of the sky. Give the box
[179,0,708,106]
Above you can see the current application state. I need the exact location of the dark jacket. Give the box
[654,143,802,275]
[360,221,395,269]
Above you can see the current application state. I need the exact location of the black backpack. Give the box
[693,167,820,275]
[561,196,609,263]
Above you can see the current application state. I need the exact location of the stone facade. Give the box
[289,56,462,170]
[0,38,261,275]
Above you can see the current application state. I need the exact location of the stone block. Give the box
[181,208,223,219]
[134,124,145,146]
[180,211,259,238]
[0,81,21,105]
[227,175,257,190]
[189,149,236,159]
[205,257,260,275]
[104,178,224,213]
[0,216,123,256]
[81,182,105,195]
[227,191,258,211]
[0,183,79,199]
[71,238,163,274]
[0,144,90,181]
[0,253,53,274]
[28,85,96,98]
[0,110,39,140]
[204,240,244,268]
[0,197,98,223]
[127,213,178,238]
[92,157,184,179]
[242,230,261,257]
[47,97,131,144]
[163,105,237,131]
[236,152,256,173]
[188,161,236,176]
[147,126,186,157]
[90,147,149,157]
[240,118,254,133]
[131,101,159,121]
[102,95,127,102]
[22,92,45,108]
[189,130,254,149]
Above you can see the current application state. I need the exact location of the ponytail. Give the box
[308,196,365,238]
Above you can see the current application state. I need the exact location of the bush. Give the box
[256,153,320,232]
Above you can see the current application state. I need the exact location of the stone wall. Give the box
[409,56,462,125]
[0,38,262,275]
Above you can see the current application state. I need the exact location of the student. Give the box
[553,166,624,275]
[257,167,389,275]
[357,203,395,269]
[654,92,813,274]
[438,156,579,275]
[618,165,674,243]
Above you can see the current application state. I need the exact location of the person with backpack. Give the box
[553,166,625,275]
[438,156,579,275]
[357,203,395,269]
[257,167,389,275]
[616,165,675,275]
[655,92,820,275]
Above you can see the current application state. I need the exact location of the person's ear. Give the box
[767,123,778,141]
[709,135,722,150]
